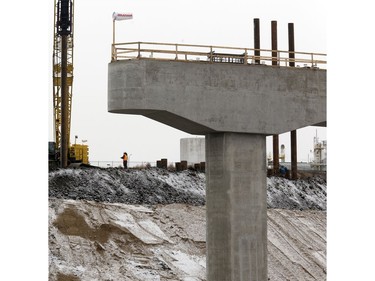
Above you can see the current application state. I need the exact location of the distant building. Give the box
[180,138,205,165]
[310,135,327,171]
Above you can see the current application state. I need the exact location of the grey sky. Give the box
[48,0,327,164]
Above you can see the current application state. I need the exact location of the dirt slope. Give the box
[49,167,326,280]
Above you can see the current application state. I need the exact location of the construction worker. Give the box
[121,152,128,168]
[280,165,288,177]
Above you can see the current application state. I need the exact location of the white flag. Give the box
[112,12,133,21]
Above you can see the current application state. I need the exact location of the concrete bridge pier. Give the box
[108,58,326,281]
[206,133,267,280]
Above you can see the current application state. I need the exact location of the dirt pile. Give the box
[49,168,205,206]
[267,176,326,210]
[49,199,326,281]
[49,167,327,280]
[49,167,326,210]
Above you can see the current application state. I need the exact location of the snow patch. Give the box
[164,250,206,279]
[107,211,163,244]
[138,219,174,244]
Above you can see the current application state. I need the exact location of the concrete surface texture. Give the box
[206,133,267,280]
[108,60,326,135]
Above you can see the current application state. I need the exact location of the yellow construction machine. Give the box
[50,0,89,167]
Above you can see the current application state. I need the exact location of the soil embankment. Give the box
[49,167,326,281]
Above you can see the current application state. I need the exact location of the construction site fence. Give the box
[89,161,203,169]
[90,161,325,172]
[111,42,326,69]
[268,162,327,172]
[90,161,157,168]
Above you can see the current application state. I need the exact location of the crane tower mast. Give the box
[52,0,74,167]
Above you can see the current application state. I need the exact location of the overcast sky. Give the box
[47,0,327,165]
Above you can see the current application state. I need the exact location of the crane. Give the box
[51,0,88,168]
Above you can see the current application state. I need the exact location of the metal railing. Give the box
[111,42,326,69]
[89,161,157,168]
[88,161,199,169]
[268,162,326,171]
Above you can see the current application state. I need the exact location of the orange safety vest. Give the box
[123,154,128,161]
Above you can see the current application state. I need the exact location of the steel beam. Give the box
[272,20,280,175]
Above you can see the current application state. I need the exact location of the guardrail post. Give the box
[210,46,213,63]
[137,42,141,58]
[175,44,178,60]
[244,48,248,64]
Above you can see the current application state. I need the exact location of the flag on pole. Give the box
[112,12,133,21]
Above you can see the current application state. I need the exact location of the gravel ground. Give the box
[49,167,326,210]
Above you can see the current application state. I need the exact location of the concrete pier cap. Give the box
[108,59,326,280]
[108,60,326,135]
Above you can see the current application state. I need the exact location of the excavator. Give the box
[49,0,89,168]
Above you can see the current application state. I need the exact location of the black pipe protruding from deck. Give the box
[288,23,295,67]
[254,18,260,64]
[271,20,278,66]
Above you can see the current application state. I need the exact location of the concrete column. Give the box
[206,133,267,281]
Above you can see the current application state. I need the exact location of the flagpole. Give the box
[112,19,116,61]
[113,19,115,45]
[112,12,133,61]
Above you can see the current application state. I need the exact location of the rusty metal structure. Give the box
[288,22,298,180]
[272,20,280,175]
[253,18,260,64]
